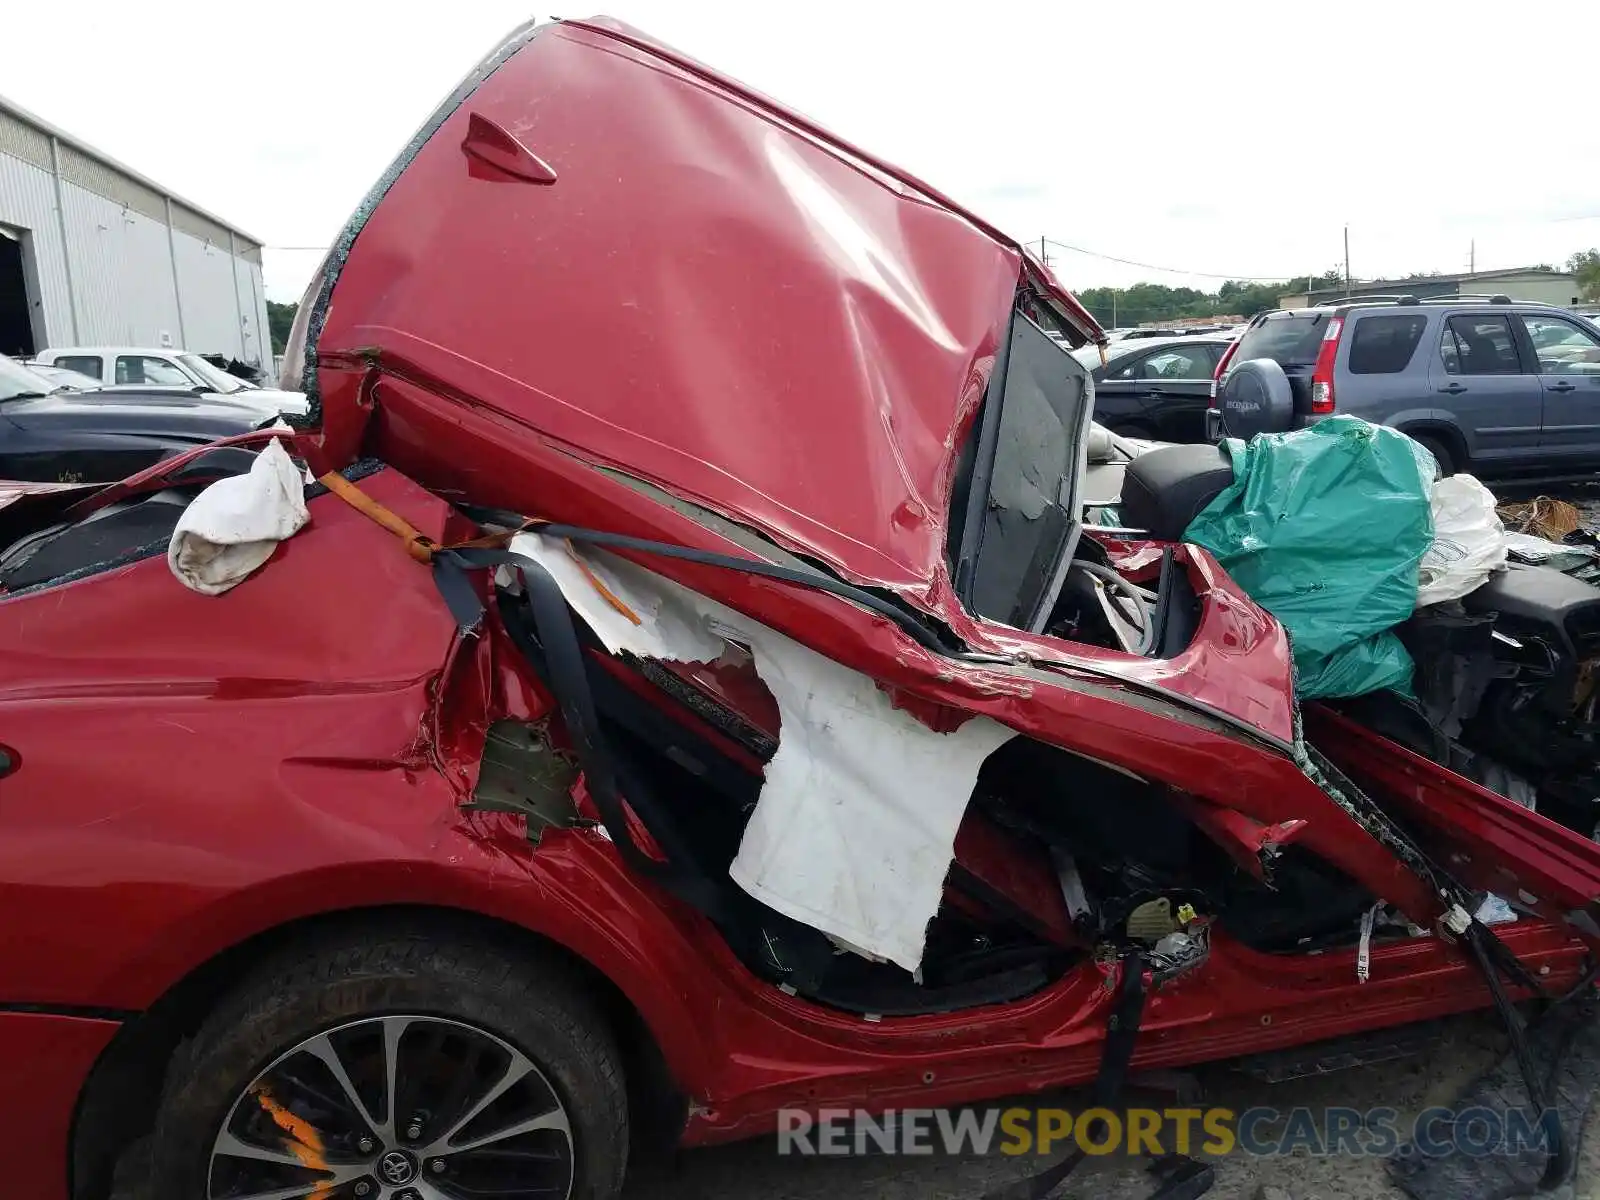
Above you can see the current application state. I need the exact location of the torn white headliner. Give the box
[506,532,1014,973]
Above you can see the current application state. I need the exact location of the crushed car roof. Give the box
[306,17,1100,602]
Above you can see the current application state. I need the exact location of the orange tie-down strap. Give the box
[315,471,643,625]
[316,470,442,563]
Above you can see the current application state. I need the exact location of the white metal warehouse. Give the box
[0,94,271,369]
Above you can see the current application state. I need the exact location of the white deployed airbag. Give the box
[505,532,1013,972]
[168,439,309,595]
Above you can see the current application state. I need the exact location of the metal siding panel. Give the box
[234,251,263,366]
[1504,277,1581,306]
[57,144,165,223]
[4,155,260,358]
[0,111,51,172]
[59,184,123,343]
[0,152,72,345]
[119,208,184,345]
[1,94,262,245]
[57,182,182,345]
[170,204,229,249]
[249,261,272,371]
[172,229,242,356]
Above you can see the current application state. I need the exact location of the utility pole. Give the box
[1112,289,1118,328]
[1344,224,1352,297]
[1469,240,1476,276]
[1039,236,1049,268]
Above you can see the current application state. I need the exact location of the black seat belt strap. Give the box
[979,952,1215,1200]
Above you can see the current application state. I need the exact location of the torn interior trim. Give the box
[503,531,1014,973]
[469,719,579,843]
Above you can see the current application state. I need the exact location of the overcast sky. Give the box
[7,2,1599,303]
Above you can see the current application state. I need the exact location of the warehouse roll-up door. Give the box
[0,226,37,358]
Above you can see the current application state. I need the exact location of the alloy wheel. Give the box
[206,1013,575,1199]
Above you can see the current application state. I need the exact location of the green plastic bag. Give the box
[1183,416,1436,699]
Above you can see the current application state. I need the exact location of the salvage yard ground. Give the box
[639,1012,1600,1199]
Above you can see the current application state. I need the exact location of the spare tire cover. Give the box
[1219,358,1294,440]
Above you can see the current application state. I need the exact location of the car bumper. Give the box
[1206,409,1322,442]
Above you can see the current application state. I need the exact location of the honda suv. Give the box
[1208,296,1600,477]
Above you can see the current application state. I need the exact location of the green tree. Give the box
[1074,270,1351,328]
[1569,250,1600,302]
[1284,268,1348,296]
[1075,283,1219,328]
[1219,279,1291,318]
[267,301,298,355]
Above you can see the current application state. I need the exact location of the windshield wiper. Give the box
[0,391,52,403]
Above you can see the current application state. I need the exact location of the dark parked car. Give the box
[1074,334,1232,442]
[1211,296,1600,477]
[0,354,263,483]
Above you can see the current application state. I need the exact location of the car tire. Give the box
[1409,432,1457,478]
[140,926,630,1200]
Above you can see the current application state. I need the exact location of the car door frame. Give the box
[1426,309,1544,465]
[1093,340,1219,442]
[112,353,194,390]
[1512,310,1600,461]
[41,353,105,383]
[1332,309,1434,430]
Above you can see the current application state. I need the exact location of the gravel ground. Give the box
[628,1012,1600,1198]
[625,480,1600,1200]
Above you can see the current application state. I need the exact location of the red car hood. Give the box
[300,16,1098,607]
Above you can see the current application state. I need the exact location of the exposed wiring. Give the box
[1076,561,1155,656]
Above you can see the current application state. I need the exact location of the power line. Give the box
[1038,237,1302,282]
[1043,223,1600,283]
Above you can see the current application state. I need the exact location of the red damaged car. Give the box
[3,16,1599,1200]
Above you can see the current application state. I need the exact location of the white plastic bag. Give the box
[506,531,1015,972]
[168,438,309,595]
[1416,474,1506,607]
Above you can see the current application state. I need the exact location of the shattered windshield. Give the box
[951,310,1091,631]
[0,355,59,402]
